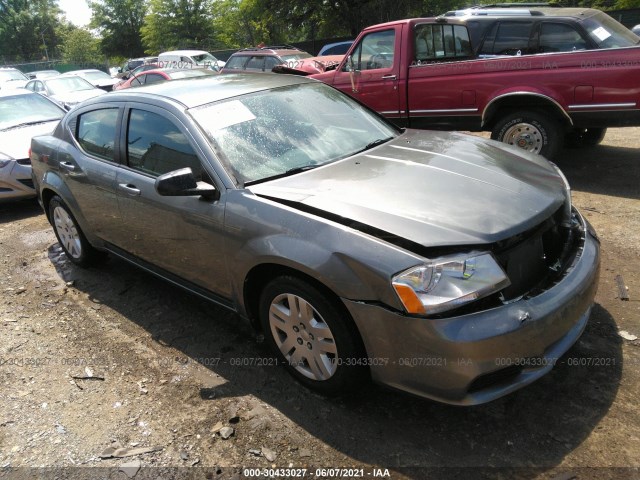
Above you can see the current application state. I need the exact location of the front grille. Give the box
[17,179,34,189]
[16,158,31,165]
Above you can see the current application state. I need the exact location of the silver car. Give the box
[24,75,106,110]
[0,89,66,201]
[30,74,600,405]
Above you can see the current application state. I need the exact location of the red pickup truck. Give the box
[303,8,640,158]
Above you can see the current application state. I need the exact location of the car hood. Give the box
[51,89,106,104]
[248,130,568,248]
[0,121,60,159]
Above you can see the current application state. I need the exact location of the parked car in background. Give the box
[117,57,158,78]
[62,69,119,91]
[113,67,217,91]
[318,40,354,56]
[30,74,599,405]
[297,8,640,158]
[632,24,640,35]
[0,89,65,201]
[222,46,313,72]
[26,70,60,80]
[24,75,106,110]
[158,50,225,71]
[0,67,29,89]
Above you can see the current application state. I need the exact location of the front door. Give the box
[114,104,231,299]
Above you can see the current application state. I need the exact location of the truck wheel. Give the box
[491,111,562,159]
[49,195,104,267]
[565,128,607,147]
[259,275,367,395]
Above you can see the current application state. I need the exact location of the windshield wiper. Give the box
[244,164,319,186]
[350,136,394,156]
[2,119,61,131]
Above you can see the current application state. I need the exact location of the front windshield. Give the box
[189,82,398,185]
[0,70,28,81]
[582,12,640,48]
[0,93,64,130]
[47,76,95,94]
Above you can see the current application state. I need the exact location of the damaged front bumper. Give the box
[343,210,600,405]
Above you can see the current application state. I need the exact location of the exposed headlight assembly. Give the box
[392,253,510,316]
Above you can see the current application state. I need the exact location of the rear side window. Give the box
[144,73,165,85]
[415,24,472,61]
[480,21,534,56]
[76,108,119,161]
[537,23,588,53]
[245,56,265,71]
[126,109,202,178]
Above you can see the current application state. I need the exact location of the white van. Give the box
[157,50,224,71]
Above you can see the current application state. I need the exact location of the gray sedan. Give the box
[30,74,600,405]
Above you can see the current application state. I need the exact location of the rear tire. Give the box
[259,275,367,395]
[491,110,562,159]
[49,195,104,267]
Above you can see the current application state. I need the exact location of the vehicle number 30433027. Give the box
[242,467,392,478]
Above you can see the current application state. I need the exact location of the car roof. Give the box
[159,50,209,56]
[63,69,104,74]
[231,46,306,56]
[442,6,602,19]
[0,88,36,98]
[95,73,317,109]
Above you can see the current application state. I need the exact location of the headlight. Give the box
[392,253,510,316]
[0,152,14,168]
[549,161,572,227]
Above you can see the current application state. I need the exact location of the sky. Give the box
[58,0,92,27]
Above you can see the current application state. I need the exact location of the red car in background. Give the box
[113,68,217,91]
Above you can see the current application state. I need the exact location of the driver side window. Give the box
[346,29,395,71]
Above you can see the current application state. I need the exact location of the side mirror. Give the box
[155,168,218,199]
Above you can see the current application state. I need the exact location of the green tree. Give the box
[89,0,147,58]
[0,0,62,61]
[141,0,217,54]
[61,27,102,63]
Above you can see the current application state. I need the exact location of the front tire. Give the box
[259,276,367,395]
[49,195,103,267]
[491,110,562,159]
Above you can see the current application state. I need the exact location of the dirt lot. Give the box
[1,129,639,480]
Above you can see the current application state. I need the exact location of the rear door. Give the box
[56,104,123,242]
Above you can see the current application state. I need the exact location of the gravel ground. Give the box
[1,129,639,480]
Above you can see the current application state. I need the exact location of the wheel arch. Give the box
[243,263,354,331]
[482,92,573,131]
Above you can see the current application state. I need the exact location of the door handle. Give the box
[59,161,76,172]
[118,183,141,196]
[382,74,397,80]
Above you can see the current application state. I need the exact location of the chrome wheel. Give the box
[53,205,82,259]
[268,292,338,381]
[501,122,543,154]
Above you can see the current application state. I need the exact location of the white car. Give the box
[24,75,106,110]
[61,69,120,91]
[0,67,29,90]
[0,89,66,201]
